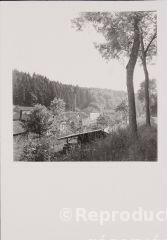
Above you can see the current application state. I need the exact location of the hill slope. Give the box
[13,70,126,112]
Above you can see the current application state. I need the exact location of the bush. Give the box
[138,125,157,161]
[54,125,157,161]
[20,125,157,162]
[22,104,53,136]
[20,136,54,161]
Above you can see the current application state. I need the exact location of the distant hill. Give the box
[13,70,126,113]
[85,88,126,113]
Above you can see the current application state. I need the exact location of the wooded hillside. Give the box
[13,70,126,112]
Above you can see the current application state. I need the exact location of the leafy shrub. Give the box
[20,136,54,161]
[50,98,66,116]
[55,125,157,161]
[19,124,157,161]
[138,125,157,161]
[22,104,53,136]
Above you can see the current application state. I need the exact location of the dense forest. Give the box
[13,70,126,112]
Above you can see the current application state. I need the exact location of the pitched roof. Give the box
[13,105,34,111]
[58,129,107,140]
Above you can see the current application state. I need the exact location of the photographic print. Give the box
[12,9,157,161]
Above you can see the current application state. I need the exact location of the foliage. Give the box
[55,125,157,161]
[138,12,157,63]
[50,97,66,116]
[138,125,157,161]
[48,98,67,136]
[66,114,82,133]
[97,113,112,128]
[72,11,155,61]
[88,88,126,112]
[115,99,128,123]
[13,69,127,113]
[20,136,54,161]
[13,70,92,110]
[22,104,53,136]
[137,79,157,116]
[72,11,156,140]
[16,122,157,162]
[97,114,108,128]
[138,12,157,126]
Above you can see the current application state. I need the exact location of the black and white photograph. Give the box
[1,2,167,240]
[12,8,157,161]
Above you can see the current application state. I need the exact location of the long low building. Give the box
[58,129,108,144]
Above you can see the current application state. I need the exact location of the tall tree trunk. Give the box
[126,67,138,140]
[126,17,140,140]
[142,57,151,127]
[140,32,151,127]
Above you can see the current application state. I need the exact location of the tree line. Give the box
[13,70,92,110]
[13,70,126,113]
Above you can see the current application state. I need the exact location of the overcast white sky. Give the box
[2,4,157,92]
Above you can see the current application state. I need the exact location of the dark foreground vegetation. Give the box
[14,124,157,162]
[64,125,157,161]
